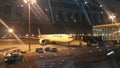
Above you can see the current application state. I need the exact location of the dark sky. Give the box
[99,0,120,11]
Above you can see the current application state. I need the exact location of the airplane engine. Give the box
[39,39,48,45]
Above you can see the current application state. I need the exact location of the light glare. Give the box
[109,15,116,19]
[84,1,88,4]
[100,5,102,7]
[8,29,14,33]
[107,51,115,56]
[23,0,36,4]
[23,0,27,3]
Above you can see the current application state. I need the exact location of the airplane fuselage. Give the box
[38,34,74,44]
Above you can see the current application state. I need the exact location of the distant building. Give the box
[93,23,120,42]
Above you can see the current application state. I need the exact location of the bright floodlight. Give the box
[109,14,116,24]
[8,29,14,33]
[23,0,36,4]
[109,15,116,19]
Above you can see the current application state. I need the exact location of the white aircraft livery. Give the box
[38,29,74,45]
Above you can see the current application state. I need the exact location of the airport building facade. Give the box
[93,23,120,42]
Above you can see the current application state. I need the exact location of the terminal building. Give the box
[93,23,120,42]
[0,0,109,37]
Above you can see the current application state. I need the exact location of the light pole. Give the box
[23,0,36,51]
[109,14,116,24]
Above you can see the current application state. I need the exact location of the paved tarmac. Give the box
[0,39,120,68]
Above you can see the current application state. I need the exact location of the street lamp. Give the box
[23,0,36,51]
[8,28,14,33]
[109,14,116,24]
[8,28,14,38]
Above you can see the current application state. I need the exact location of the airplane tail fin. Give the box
[38,28,42,38]
[38,28,41,35]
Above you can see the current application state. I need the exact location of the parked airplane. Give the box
[38,28,74,45]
